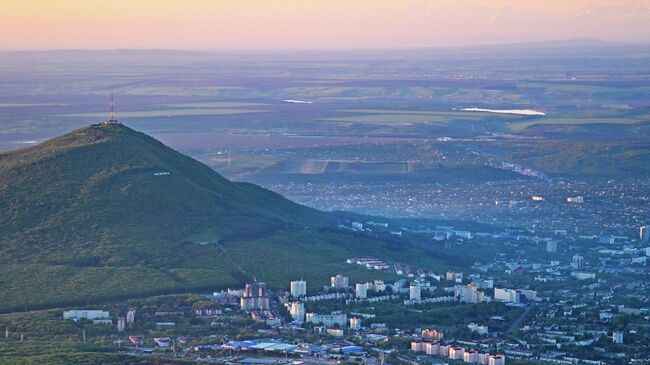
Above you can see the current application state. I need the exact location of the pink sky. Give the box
[2,0,650,50]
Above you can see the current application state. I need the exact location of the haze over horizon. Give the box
[2,0,650,50]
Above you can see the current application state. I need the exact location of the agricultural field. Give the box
[1,47,649,218]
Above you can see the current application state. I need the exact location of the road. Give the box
[507,304,534,334]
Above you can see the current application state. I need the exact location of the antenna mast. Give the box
[103,93,119,124]
[110,93,115,121]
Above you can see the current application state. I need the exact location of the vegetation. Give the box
[0,124,451,311]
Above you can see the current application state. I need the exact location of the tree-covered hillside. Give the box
[0,123,472,311]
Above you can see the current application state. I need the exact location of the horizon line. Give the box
[3,38,650,54]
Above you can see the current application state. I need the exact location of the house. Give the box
[154,337,171,348]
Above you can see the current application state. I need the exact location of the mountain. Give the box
[0,123,324,238]
[0,123,401,311]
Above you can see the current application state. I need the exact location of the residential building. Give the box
[421,328,444,340]
[306,312,347,327]
[613,331,624,344]
[494,288,520,303]
[468,323,489,334]
[446,271,463,282]
[290,280,307,297]
[327,328,344,337]
[129,335,144,346]
[117,317,125,332]
[349,317,362,330]
[290,301,305,323]
[519,289,537,301]
[154,337,171,348]
[355,282,368,299]
[438,345,450,357]
[126,309,135,324]
[371,280,386,292]
[571,271,596,280]
[92,319,112,325]
[425,342,439,355]
[240,282,270,311]
[464,349,479,363]
[411,341,424,352]
[449,346,465,360]
[453,230,472,239]
[566,196,584,204]
[63,310,109,321]
[330,274,349,289]
[474,278,494,289]
[409,284,421,301]
[457,284,484,303]
[571,254,584,268]
[488,354,506,365]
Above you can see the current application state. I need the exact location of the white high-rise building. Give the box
[349,317,362,330]
[126,310,135,324]
[330,274,349,289]
[290,301,305,323]
[457,284,483,303]
[640,225,649,242]
[494,288,520,303]
[355,283,368,299]
[409,284,421,301]
[572,254,584,268]
[290,280,307,297]
[117,317,126,332]
[240,282,270,311]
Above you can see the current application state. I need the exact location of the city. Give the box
[4,219,646,364]
[1,1,649,365]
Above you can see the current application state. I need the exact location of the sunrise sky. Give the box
[2,0,650,50]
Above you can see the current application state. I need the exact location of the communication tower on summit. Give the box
[103,93,120,124]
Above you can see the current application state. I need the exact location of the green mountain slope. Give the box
[0,124,358,310]
[0,123,324,259]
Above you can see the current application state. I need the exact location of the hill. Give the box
[0,123,456,312]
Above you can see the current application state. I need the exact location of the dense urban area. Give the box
[3,216,649,365]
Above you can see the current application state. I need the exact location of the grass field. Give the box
[123,86,246,97]
[339,109,500,118]
[167,101,268,108]
[508,117,644,132]
[518,82,631,93]
[323,114,452,124]
[62,108,269,119]
[0,103,69,108]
